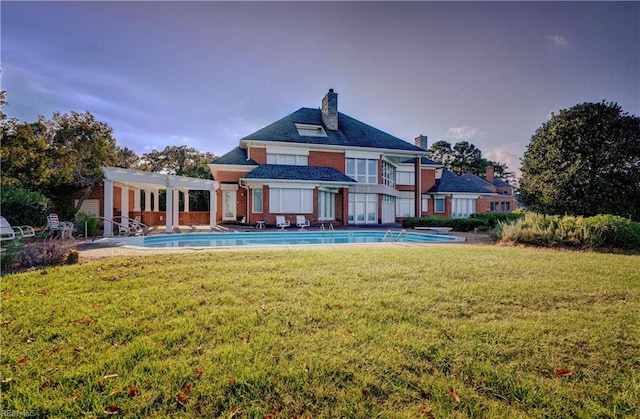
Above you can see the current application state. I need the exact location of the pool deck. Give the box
[75,225,493,263]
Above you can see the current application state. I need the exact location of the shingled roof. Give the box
[242,164,357,184]
[461,173,512,189]
[211,146,257,165]
[429,170,489,194]
[240,108,424,153]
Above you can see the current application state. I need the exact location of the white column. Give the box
[144,190,151,212]
[154,190,160,213]
[133,188,141,212]
[165,187,173,233]
[209,187,216,229]
[121,185,130,220]
[184,190,190,212]
[104,179,114,237]
[173,189,180,229]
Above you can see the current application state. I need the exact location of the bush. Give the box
[75,212,99,237]
[0,186,52,227]
[470,212,523,228]
[497,212,640,251]
[1,238,78,273]
[402,216,485,232]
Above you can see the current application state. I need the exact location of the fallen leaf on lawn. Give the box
[0,378,13,384]
[128,385,139,397]
[73,347,83,353]
[449,386,461,403]
[0,320,13,328]
[229,406,243,418]
[228,376,236,386]
[103,373,119,379]
[177,393,189,407]
[97,379,106,390]
[332,303,343,308]
[554,368,573,377]
[103,405,122,415]
[40,379,53,390]
[93,303,102,308]
[72,317,93,324]
[12,358,28,367]
[193,368,204,378]
[182,383,192,395]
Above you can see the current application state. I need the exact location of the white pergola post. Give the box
[133,188,141,212]
[173,189,180,229]
[165,186,173,233]
[154,190,160,213]
[104,179,114,237]
[209,186,216,229]
[184,190,190,213]
[121,185,130,220]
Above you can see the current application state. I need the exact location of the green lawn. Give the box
[1,245,639,417]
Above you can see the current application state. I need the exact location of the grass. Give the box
[1,245,639,417]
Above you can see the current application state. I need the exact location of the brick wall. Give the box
[309,150,345,171]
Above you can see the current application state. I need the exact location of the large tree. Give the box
[519,101,640,220]
[427,140,511,180]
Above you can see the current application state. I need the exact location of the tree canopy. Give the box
[519,101,640,220]
[426,139,512,181]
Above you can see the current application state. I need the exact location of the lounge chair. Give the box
[296,215,310,230]
[1,216,35,241]
[45,214,74,238]
[276,216,290,231]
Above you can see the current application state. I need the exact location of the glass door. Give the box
[223,191,236,222]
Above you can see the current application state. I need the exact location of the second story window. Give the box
[396,167,415,185]
[382,161,396,188]
[267,153,308,166]
[346,158,377,184]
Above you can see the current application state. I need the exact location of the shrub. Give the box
[402,216,484,232]
[75,212,99,237]
[0,186,52,227]
[497,213,640,251]
[470,212,523,228]
[2,238,78,273]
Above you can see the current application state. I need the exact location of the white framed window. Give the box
[382,161,396,188]
[269,188,313,213]
[452,198,476,218]
[421,195,429,213]
[396,198,415,218]
[346,158,378,184]
[318,190,335,221]
[267,154,308,166]
[396,168,415,185]
[434,197,445,213]
[348,193,378,224]
[252,189,263,213]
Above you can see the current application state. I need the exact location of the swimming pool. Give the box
[120,230,461,248]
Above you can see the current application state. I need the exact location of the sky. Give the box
[2,1,639,177]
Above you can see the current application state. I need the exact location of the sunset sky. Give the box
[2,1,638,175]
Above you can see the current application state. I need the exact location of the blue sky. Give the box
[2,1,638,176]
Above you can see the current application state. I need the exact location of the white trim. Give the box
[345,150,381,159]
[240,139,425,159]
[220,183,239,191]
[266,145,310,156]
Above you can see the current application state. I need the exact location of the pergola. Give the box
[102,167,219,236]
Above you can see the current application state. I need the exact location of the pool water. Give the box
[123,231,460,248]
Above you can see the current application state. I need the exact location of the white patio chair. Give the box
[45,214,74,239]
[296,215,310,231]
[0,216,34,241]
[276,216,290,231]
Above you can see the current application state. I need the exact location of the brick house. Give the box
[209,89,517,226]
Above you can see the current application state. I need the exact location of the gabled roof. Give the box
[492,177,512,188]
[429,170,489,194]
[211,146,257,165]
[242,164,357,184]
[241,107,424,153]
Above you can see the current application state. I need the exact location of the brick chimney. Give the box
[321,89,338,131]
[486,165,495,183]
[415,134,428,150]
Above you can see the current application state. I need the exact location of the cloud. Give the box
[445,125,484,141]
[485,147,522,178]
[546,35,568,49]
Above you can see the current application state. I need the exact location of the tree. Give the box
[427,139,512,180]
[0,118,54,190]
[519,101,640,220]
[46,111,118,214]
[116,146,140,169]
